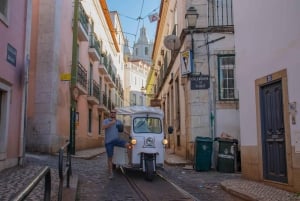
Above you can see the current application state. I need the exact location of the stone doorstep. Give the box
[220,179,300,201]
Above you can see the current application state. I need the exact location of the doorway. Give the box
[259,79,287,183]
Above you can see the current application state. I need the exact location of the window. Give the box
[208,0,233,26]
[89,63,93,95]
[131,94,136,106]
[139,95,143,106]
[135,48,138,56]
[175,78,180,130]
[133,117,162,133]
[0,0,8,23]
[88,108,92,133]
[145,47,148,55]
[98,115,101,135]
[218,55,237,100]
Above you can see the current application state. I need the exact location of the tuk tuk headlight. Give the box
[162,139,168,145]
[131,138,137,145]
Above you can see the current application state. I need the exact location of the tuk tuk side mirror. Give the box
[168,126,174,134]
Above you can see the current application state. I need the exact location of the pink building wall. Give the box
[0,0,27,170]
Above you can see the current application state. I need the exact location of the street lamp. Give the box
[185,7,199,29]
[185,6,199,73]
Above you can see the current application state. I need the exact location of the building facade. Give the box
[123,26,153,107]
[124,60,150,106]
[233,0,300,192]
[0,0,32,170]
[27,0,124,153]
[149,0,238,164]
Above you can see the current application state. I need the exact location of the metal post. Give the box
[70,0,79,154]
[191,30,194,73]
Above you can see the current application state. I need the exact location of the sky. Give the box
[106,0,161,50]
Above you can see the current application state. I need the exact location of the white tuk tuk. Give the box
[112,106,172,181]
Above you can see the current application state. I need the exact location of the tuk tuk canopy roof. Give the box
[115,106,164,117]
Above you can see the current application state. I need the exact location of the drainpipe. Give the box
[70,0,79,154]
[19,0,32,166]
[205,34,226,169]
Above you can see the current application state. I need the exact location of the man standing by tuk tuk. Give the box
[102,109,131,179]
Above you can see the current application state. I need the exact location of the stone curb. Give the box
[62,175,78,201]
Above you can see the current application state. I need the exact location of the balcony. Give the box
[88,32,101,62]
[87,80,100,106]
[97,91,106,112]
[98,54,109,74]
[78,4,89,41]
[76,62,88,95]
[208,0,234,27]
[107,98,114,111]
[104,66,116,88]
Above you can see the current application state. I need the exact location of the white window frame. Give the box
[0,0,9,25]
[0,82,11,160]
[218,55,237,100]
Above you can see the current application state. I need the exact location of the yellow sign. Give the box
[60,73,71,81]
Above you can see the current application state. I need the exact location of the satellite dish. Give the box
[164,35,181,50]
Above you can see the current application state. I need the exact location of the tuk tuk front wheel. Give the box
[145,159,155,181]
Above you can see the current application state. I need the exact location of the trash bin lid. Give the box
[196,136,213,142]
[215,137,238,144]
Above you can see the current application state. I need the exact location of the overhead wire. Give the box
[133,0,145,45]
[104,1,161,51]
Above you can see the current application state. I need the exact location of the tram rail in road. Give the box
[120,166,198,201]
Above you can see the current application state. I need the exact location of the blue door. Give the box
[260,80,287,183]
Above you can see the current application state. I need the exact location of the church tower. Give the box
[132,26,153,65]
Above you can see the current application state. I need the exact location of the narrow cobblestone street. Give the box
[1,149,300,200]
[22,152,242,201]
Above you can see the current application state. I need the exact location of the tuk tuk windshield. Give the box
[133,117,162,133]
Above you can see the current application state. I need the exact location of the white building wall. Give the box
[216,110,240,141]
[234,0,300,146]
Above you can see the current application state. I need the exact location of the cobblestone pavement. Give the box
[158,165,243,201]
[1,148,300,201]
[0,156,59,201]
[1,152,240,201]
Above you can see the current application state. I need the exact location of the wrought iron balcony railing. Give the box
[79,4,89,35]
[90,33,101,54]
[77,62,87,90]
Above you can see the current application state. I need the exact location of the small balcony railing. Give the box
[99,54,109,75]
[102,93,107,107]
[77,62,88,92]
[88,32,101,61]
[87,80,100,105]
[104,65,116,88]
[78,4,89,41]
[208,0,234,27]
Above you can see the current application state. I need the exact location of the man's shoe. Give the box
[123,163,133,168]
[109,173,114,179]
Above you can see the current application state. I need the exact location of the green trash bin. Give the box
[194,137,213,171]
[216,138,238,173]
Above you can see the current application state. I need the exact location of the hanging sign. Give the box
[190,75,210,90]
[180,50,192,76]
